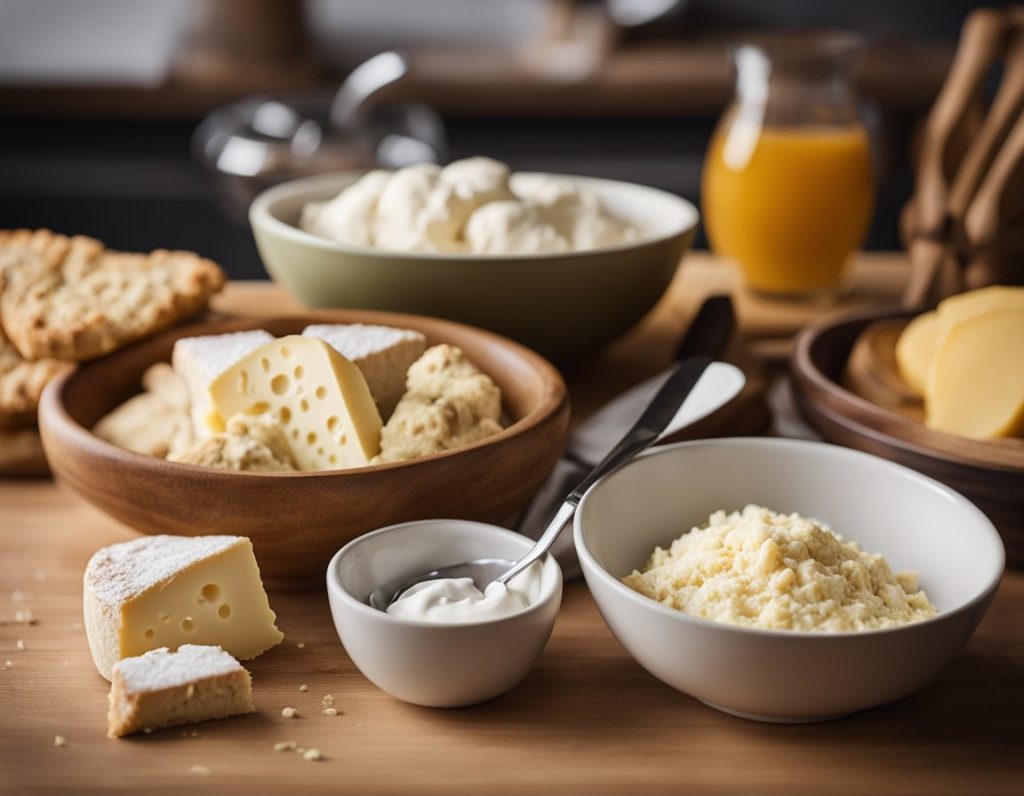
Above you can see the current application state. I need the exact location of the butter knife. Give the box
[516,295,740,575]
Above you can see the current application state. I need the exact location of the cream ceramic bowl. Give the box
[326,520,562,707]
[575,438,1004,723]
[250,171,698,361]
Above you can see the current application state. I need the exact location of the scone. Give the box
[0,324,69,429]
[376,344,503,463]
[169,413,296,471]
[107,645,255,738]
[93,363,194,458]
[0,229,224,361]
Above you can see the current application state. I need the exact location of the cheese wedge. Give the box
[107,645,254,738]
[302,324,426,419]
[172,330,274,438]
[925,308,1024,439]
[208,335,383,470]
[84,535,283,681]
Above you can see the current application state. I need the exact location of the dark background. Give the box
[0,0,1004,278]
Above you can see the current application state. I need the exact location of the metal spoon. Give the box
[368,356,714,612]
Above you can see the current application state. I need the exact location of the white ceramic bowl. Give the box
[326,520,562,707]
[574,438,1004,723]
[250,171,699,361]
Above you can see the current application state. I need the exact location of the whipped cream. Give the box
[386,562,543,624]
[300,157,637,255]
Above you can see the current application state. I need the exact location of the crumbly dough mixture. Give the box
[169,413,296,472]
[622,505,937,632]
[375,344,503,463]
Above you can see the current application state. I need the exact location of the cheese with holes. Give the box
[302,324,426,419]
[172,330,274,438]
[208,335,382,470]
[107,645,254,738]
[84,535,283,681]
[925,308,1024,439]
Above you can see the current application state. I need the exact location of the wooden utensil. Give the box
[904,6,1024,306]
[903,7,1011,308]
[37,311,570,591]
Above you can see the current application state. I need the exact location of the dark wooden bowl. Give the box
[791,307,1024,565]
[39,311,570,589]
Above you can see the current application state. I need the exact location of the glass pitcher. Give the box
[702,33,874,298]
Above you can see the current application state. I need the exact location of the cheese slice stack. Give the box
[209,335,383,470]
[926,309,1024,438]
[894,285,1024,439]
[84,535,283,680]
[172,330,274,438]
[302,324,425,419]
[107,645,254,738]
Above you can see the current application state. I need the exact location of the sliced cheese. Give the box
[895,286,1024,398]
[925,308,1024,439]
[894,310,940,397]
[172,330,274,438]
[208,335,382,470]
[107,645,254,738]
[84,535,283,681]
[302,324,426,419]
[936,285,1024,326]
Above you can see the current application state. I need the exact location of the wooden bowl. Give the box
[791,307,1023,565]
[38,311,570,589]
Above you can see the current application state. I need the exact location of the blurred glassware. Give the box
[701,32,875,299]
[193,51,446,222]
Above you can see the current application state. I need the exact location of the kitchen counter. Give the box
[1,254,1020,795]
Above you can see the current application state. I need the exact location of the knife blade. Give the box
[515,295,739,573]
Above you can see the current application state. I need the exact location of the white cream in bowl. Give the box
[299,157,638,255]
[386,563,543,624]
[326,520,562,707]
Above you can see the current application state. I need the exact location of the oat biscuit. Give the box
[93,364,194,458]
[0,325,69,429]
[0,229,224,361]
[0,427,48,477]
[169,414,296,472]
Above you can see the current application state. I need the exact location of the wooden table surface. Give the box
[2,254,1021,795]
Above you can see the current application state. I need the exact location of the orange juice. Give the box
[702,124,874,295]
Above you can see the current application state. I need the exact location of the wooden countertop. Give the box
[2,253,1021,795]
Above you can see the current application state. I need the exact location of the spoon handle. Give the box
[496,356,713,585]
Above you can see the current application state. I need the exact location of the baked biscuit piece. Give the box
[169,413,296,472]
[376,344,503,463]
[0,427,48,477]
[0,229,224,361]
[93,364,195,458]
[0,324,70,429]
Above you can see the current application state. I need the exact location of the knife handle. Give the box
[675,294,735,362]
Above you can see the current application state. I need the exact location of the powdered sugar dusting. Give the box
[114,644,244,693]
[302,324,424,362]
[85,535,242,608]
[173,330,274,384]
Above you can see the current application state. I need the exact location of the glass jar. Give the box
[702,32,874,298]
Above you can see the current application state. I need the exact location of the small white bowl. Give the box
[326,520,562,707]
[575,438,1004,723]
